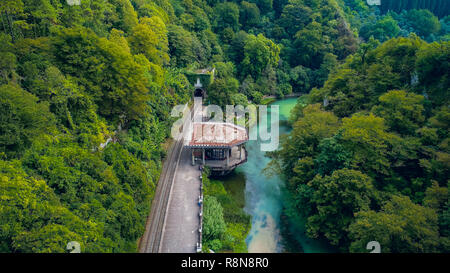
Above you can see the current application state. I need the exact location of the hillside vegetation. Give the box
[0,0,448,253]
[271,27,449,253]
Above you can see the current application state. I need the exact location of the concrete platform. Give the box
[159,146,201,253]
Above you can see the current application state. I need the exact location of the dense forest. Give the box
[343,0,449,43]
[0,0,193,252]
[380,0,450,18]
[269,7,450,253]
[0,0,448,252]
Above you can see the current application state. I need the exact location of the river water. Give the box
[232,98,332,253]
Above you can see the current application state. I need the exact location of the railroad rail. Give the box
[139,106,192,253]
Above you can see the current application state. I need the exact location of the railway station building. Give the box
[185,122,248,175]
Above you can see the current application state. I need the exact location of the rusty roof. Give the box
[186,122,248,148]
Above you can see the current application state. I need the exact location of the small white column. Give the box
[226,149,229,167]
[192,149,195,165]
[239,145,243,160]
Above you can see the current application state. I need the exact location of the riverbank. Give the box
[203,97,333,253]
[261,93,303,105]
[239,97,333,253]
[202,98,300,253]
[201,170,251,253]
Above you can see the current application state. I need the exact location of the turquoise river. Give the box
[220,98,333,253]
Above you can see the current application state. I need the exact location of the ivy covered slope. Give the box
[273,33,449,252]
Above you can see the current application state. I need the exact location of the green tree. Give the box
[0,160,110,253]
[349,195,440,253]
[227,30,248,65]
[109,0,139,33]
[239,1,260,28]
[415,41,449,106]
[0,33,17,84]
[213,2,239,32]
[136,1,170,24]
[278,104,340,183]
[289,65,311,92]
[360,16,401,42]
[292,21,330,68]
[315,136,352,176]
[248,0,272,14]
[423,181,448,212]
[0,84,55,157]
[231,93,249,107]
[208,77,239,107]
[310,36,425,117]
[0,0,25,41]
[109,29,131,53]
[278,1,313,36]
[372,90,425,135]
[306,169,377,247]
[167,25,202,67]
[128,16,169,65]
[52,27,150,121]
[213,61,235,79]
[203,195,226,241]
[241,34,280,79]
[406,9,441,37]
[339,113,396,177]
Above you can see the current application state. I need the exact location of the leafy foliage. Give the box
[0,0,448,254]
[0,84,55,157]
[202,174,250,253]
[274,34,449,252]
[203,195,226,241]
[349,195,440,253]
[0,0,191,252]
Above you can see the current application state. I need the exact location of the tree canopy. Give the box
[0,0,448,253]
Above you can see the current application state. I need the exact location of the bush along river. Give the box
[220,98,334,253]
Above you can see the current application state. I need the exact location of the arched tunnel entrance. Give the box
[194,88,205,98]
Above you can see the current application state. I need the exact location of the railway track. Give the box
[139,107,192,253]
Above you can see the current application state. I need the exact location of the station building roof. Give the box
[185,122,248,148]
